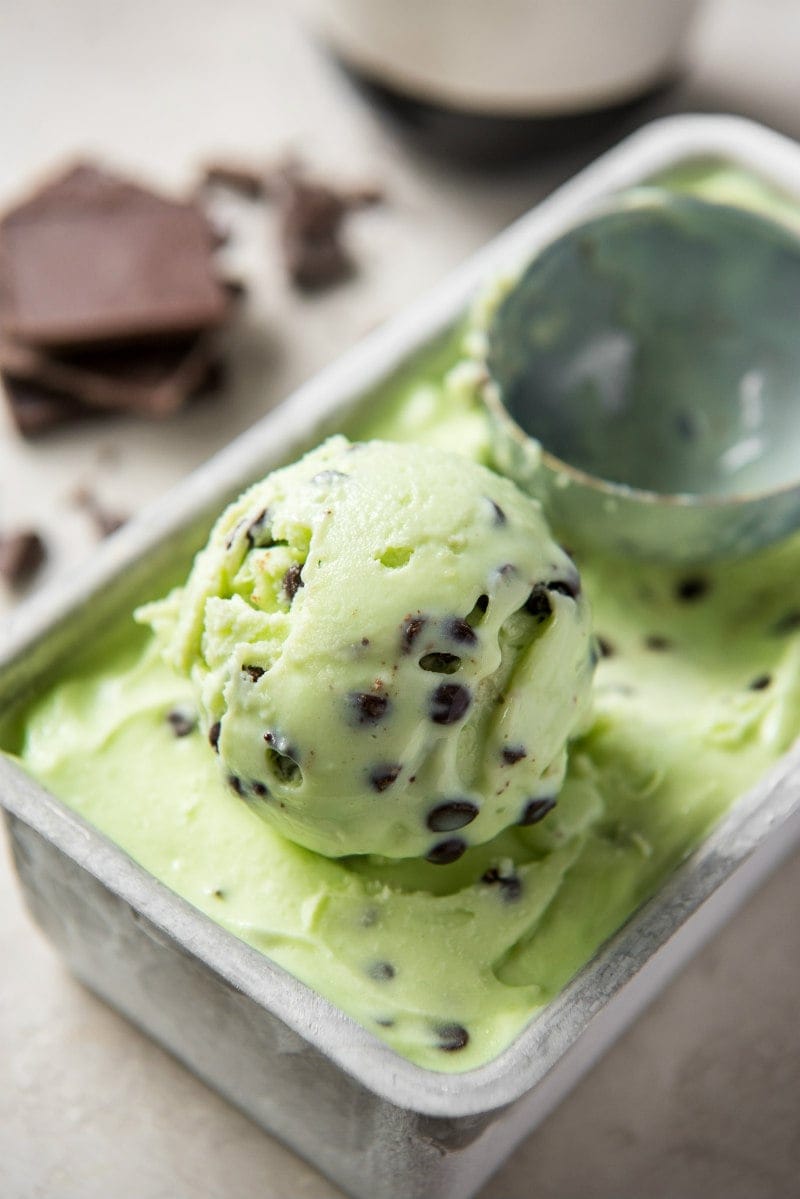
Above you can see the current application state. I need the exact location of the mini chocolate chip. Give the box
[419,652,461,674]
[482,867,523,902]
[209,721,221,752]
[645,634,672,651]
[426,800,479,832]
[350,691,390,724]
[245,508,271,547]
[429,683,471,725]
[547,575,581,599]
[227,775,245,796]
[748,674,772,691]
[772,610,800,636]
[501,745,526,765]
[436,1023,469,1051]
[446,617,478,645]
[243,664,265,682]
[166,707,197,738]
[676,575,710,602]
[519,796,557,826]
[368,961,396,982]
[426,838,468,865]
[524,585,552,622]
[370,763,402,792]
[596,635,615,658]
[400,614,426,653]
[283,562,304,601]
[487,498,506,525]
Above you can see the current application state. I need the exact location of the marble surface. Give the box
[1,2,800,1196]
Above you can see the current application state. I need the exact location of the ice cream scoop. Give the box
[484,189,800,563]
[139,437,594,861]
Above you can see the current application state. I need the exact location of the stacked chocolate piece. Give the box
[0,163,232,436]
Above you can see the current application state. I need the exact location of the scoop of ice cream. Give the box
[140,437,594,860]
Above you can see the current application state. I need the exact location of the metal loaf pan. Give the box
[3,115,800,1199]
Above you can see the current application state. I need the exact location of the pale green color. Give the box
[138,437,593,860]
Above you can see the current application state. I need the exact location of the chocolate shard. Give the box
[0,163,231,348]
[0,529,47,587]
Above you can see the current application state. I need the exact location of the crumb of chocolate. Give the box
[501,745,526,765]
[370,764,402,792]
[243,664,265,682]
[0,530,47,588]
[282,562,304,602]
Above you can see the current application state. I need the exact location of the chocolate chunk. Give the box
[645,634,672,652]
[0,164,230,347]
[200,161,267,199]
[400,614,426,653]
[436,1023,469,1052]
[518,796,557,826]
[370,764,402,792]
[445,617,478,646]
[0,530,46,588]
[501,745,526,765]
[367,961,396,982]
[419,652,461,674]
[426,800,479,832]
[243,664,265,682]
[482,867,523,902]
[282,563,304,602]
[350,691,390,725]
[429,683,471,725]
[208,721,221,752]
[166,707,197,738]
[278,178,351,291]
[748,673,772,691]
[676,574,710,602]
[524,585,552,622]
[426,838,468,865]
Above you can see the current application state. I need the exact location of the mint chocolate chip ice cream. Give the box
[139,436,593,860]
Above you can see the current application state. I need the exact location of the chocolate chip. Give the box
[243,664,265,682]
[370,764,402,792]
[524,585,552,622]
[429,683,471,725]
[772,610,800,636]
[518,796,557,826]
[368,961,396,982]
[208,721,221,752]
[676,575,710,602]
[596,635,615,658]
[419,652,461,674]
[481,867,523,902]
[251,781,270,797]
[501,745,526,765]
[227,775,245,796]
[400,614,426,653]
[748,674,772,691]
[166,707,197,738]
[0,530,46,588]
[547,574,581,599]
[645,634,672,651]
[426,800,479,832]
[445,618,478,646]
[436,1023,469,1052]
[487,498,506,525]
[282,562,304,602]
[425,838,468,865]
[349,691,390,724]
[245,508,271,547]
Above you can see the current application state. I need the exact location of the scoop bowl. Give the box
[484,189,800,563]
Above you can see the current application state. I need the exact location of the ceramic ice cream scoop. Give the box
[484,188,800,563]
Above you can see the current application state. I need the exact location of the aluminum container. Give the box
[3,115,800,1199]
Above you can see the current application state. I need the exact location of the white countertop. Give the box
[2,2,800,1196]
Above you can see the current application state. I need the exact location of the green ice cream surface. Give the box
[5,161,800,1072]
